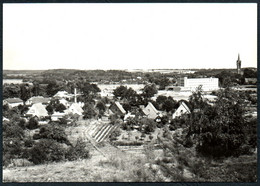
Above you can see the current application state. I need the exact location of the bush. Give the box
[109,128,121,141]
[3,138,23,166]
[26,117,39,130]
[65,139,90,161]
[3,121,24,139]
[29,139,66,164]
[33,124,71,145]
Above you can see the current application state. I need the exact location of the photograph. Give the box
[2,3,257,182]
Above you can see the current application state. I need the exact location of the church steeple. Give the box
[236,53,242,75]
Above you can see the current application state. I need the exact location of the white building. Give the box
[26,103,48,118]
[172,102,190,119]
[178,77,219,91]
[66,103,84,116]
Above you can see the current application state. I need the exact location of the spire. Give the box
[238,53,240,61]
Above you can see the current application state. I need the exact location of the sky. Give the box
[3,3,257,70]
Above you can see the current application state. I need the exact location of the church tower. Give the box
[236,54,242,75]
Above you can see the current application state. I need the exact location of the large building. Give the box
[177,77,219,91]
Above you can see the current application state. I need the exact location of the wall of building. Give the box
[179,77,219,91]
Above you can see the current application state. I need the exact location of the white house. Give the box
[66,103,84,116]
[25,96,50,105]
[142,102,162,119]
[3,98,23,108]
[51,112,67,121]
[26,103,48,118]
[172,102,190,119]
[53,91,73,99]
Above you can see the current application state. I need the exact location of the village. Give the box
[2,58,257,182]
[3,67,258,182]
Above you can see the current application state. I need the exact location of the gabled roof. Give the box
[4,98,23,103]
[115,102,126,114]
[179,102,190,114]
[53,91,73,98]
[27,103,48,117]
[27,96,50,104]
[68,103,84,114]
[143,102,159,116]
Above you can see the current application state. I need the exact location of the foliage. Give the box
[96,101,106,116]
[140,118,157,134]
[3,84,21,99]
[3,120,25,139]
[188,85,210,111]
[109,128,121,141]
[20,84,31,102]
[28,139,66,164]
[187,87,249,157]
[26,117,39,130]
[83,103,97,119]
[33,124,71,145]
[122,103,132,112]
[215,71,243,87]
[142,84,158,98]
[46,80,61,96]
[65,138,90,161]
[46,99,66,115]
[243,68,257,78]
[3,138,23,167]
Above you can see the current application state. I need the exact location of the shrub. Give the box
[3,138,23,167]
[29,139,66,164]
[33,124,71,145]
[3,121,24,139]
[26,117,39,130]
[109,128,121,141]
[65,138,90,161]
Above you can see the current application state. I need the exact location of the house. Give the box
[26,103,48,118]
[109,102,126,116]
[51,112,67,121]
[3,98,23,108]
[245,78,257,85]
[142,102,162,119]
[66,103,84,116]
[172,101,190,119]
[53,91,73,99]
[25,96,51,105]
[124,112,135,122]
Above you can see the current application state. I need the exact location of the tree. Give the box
[20,84,31,103]
[187,88,248,157]
[3,84,21,99]
[243,68,257,78]
[162,98,177,113]
[27,117,39,130]
[188,85,210,112]
[122,103,132,112]
[83,103,97,119]
[55,103,66,113]
[46,80,61,97]
[142,84,158,98]
[113,86,128,99]
[156,95,168,105]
